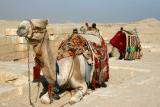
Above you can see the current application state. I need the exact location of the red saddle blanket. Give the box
[110,31,126,54]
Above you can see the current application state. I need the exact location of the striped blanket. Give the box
[124,30,142,60]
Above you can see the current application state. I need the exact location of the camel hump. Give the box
[31,19,48,29]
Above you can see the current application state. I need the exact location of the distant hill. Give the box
[138,18,159,23]
[137,18,160,27]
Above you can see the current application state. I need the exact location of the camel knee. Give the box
[71,78,87,95]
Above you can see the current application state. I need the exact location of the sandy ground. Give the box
[0,18,160,107]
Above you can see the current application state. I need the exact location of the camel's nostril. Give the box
[16,29,21,36]
[17,29,24,37]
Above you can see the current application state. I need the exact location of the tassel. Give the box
[48,83,53,97]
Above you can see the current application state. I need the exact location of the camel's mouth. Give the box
[17,26,29,37]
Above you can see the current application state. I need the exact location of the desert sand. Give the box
[0,18,160,107]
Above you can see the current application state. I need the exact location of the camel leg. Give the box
[109,46,115,57]
[48,80,60,103]
[69,56,87,104]
[70,78,87,104]
[40,76,60,104]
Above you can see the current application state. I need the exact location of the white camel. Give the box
[16,19,107,104]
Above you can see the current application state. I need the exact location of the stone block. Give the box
[15,44,28,52]
[5,28,17,36]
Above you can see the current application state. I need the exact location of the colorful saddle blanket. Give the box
[57,34,88,60]
[57,33,109,88]
[124,30,142,60]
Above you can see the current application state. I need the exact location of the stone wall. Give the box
[0,35,27,61]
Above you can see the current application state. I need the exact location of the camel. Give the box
[16,19,108,104]
[109,27,142,60]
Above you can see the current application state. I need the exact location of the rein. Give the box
[27,41,34,107]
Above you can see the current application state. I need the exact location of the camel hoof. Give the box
[40,93,50,104]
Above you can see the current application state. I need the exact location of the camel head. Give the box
[17,19,48,41]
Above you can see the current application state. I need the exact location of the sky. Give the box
[0,0,160,23]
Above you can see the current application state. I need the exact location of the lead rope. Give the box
[27,40,35,107]
[26,28,46,107]
[27,40,42,107]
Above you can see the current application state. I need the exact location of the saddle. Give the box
[124,30,142,60]
[57,33,109,89]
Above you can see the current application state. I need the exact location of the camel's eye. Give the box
[19,26,26,30]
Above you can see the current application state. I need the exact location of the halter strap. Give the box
[26,19,47,39]
[27,20,35,39]
[26,19,48,59]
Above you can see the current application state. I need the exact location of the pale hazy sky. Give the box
[0,0,160,23]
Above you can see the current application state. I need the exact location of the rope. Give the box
[61,58,74,91]
[27,40,41,107]
[35,82,40,103]
[27,40,34,107]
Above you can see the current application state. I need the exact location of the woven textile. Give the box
[125,34,142,60]
[57,34,88,60]
[89,37,109,88]
[110,31,126,55]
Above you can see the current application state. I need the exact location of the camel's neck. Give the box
[33,34,56,82]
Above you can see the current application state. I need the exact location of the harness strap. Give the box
[27,19,35,39]
[61,57,74,90]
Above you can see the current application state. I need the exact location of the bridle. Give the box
[26,20,48,58]
[26,20,47,42]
